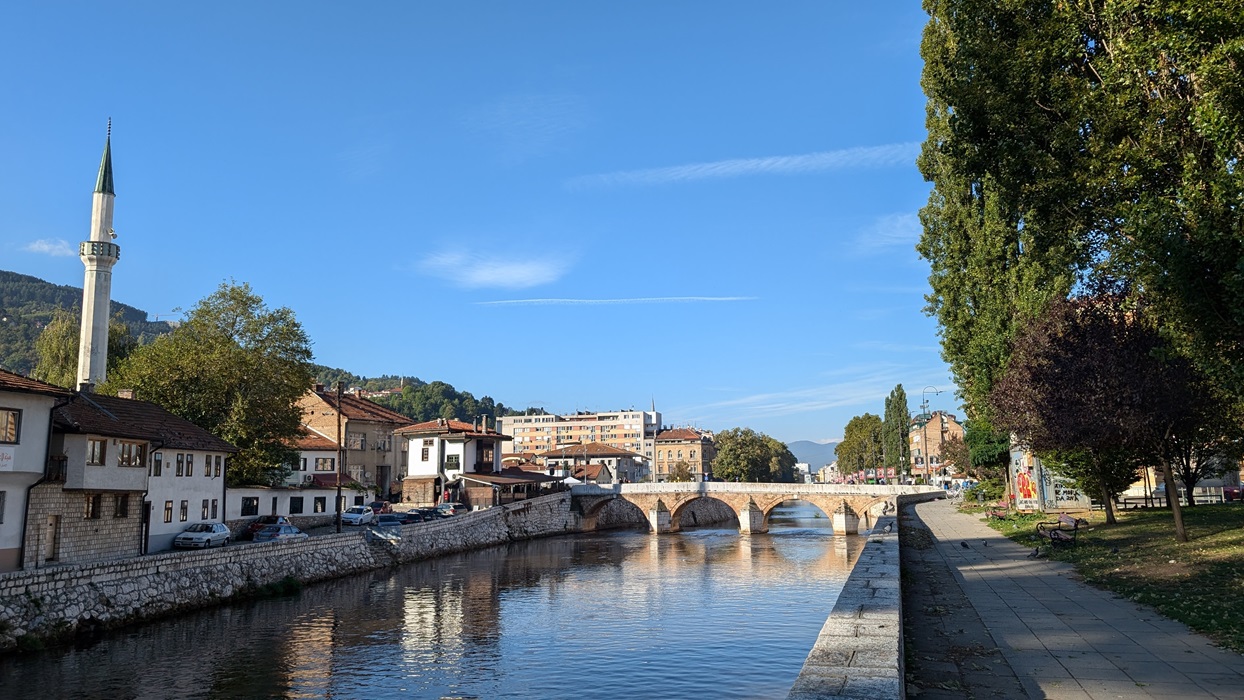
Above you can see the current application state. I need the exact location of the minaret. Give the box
[76,120,120,390]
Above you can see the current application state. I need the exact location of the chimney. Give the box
[117,388,135,400]
[78,382,94,394]
[314,383,325,392]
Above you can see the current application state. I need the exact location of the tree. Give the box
[940,435,969,478]
[107,282,314,486]
[835,413,884,478]
[919,1,1244,412]
[882,384,911,474]
[668,461,694,483]
[712,428,796,483]
[32,308,137,388]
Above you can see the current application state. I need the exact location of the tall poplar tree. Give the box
[882,384,911,474]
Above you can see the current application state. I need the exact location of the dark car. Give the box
[244,515,293,540]
[374,513,404,529]
[402,508,439,523]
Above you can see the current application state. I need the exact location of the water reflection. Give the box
[0,502,863,699]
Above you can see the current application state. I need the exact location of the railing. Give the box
[46,455,68,482]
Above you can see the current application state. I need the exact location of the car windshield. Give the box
[257,526,281,534]
[346,507,366,514]
[186,524,212,533]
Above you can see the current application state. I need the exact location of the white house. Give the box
[395,418,511,507]
[0,370,70,573]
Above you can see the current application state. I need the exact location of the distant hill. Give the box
[787,440,840,468]
[0,270,175,374]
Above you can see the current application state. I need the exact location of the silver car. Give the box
[173,522,230,549]
[253,524,309,543]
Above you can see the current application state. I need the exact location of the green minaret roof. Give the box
[94,120,114,195]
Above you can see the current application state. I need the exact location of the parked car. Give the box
[374,513,403,529]
[253,524,309,543]
[367,500,393,514]
[342,506,375,526]
[244,515,293,540]
[173,522,231,549]
[437,502,468,516]
[402,508,439,523]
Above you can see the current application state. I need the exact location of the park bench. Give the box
[1036,513,1082,547]
[986,502,1009,519]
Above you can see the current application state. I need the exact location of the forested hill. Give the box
[310,368,528,424]
[0,270,174,374]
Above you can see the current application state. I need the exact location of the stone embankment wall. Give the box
[0,492,579,652]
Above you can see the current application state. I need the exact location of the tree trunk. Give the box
[1101,484,1117,525]
[1184,475,1198,507]
[1163,464,1188,542]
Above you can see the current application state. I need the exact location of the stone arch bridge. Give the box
[570,482,942,535]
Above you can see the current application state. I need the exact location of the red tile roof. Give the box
[538,442,641,459]
[55,393,237,452]
[294,427,338,451]
[0,368,71,398]
[394,418,512,441]
[656,427,710,442]
[572,463,606,480]
[308,388,412,424]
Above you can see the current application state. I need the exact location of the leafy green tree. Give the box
[107,282,314,486]
[762,435,798,483]
[835,413,884,477]
[963,418,1010,485]
[882,384,911,473]
[712,428,796,483]
[32,308,136,388]
[919,0,1244,412]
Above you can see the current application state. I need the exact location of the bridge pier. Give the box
[832,501,860,536]
[648,498,675,534]
[737,498,766,534]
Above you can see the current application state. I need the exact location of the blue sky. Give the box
[0,2,957,444]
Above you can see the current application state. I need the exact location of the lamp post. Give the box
[921,386,942,485]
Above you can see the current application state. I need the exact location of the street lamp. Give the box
[921,386,942,485]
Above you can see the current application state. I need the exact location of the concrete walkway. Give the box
[903,499,1244,699]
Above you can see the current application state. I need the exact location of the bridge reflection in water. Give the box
[0,503,866,699]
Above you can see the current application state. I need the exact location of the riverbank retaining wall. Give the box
[0,492,581,652]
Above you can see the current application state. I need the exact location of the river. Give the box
[0,504,864,699]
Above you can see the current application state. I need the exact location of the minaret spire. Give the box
[76,121,121,390]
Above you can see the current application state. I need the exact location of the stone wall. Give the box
[22,483,144,570]
[0,492,578,652]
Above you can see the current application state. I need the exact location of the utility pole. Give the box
[335,381,344,534]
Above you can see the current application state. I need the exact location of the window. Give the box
[421,447,430,461]
[87,439,107,465]
[446,454,460,470]
[422,439,434,446]
[214,455,222,477]
[289,496,304,514]
[118,441,146,467]
[176,453,184,477]
[241,497,259,517]
[114,494,129,518]
[201,499,209,520]
[314,457,335,472]
[0,408,18,443]
[152,452,163,477]
[179,500,189,522]
[85,493,102,519]
[347,432,365,450]
[314,496,326,513]
[0,491,6,524]
[186,454,194,477]
[300,457,307,471]
[164,500,173,523]
[375,436,391,452]
[211,499,218,520]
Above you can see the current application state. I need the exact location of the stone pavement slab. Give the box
[903,499,1244,699]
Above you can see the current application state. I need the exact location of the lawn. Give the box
[979,503,1244,653]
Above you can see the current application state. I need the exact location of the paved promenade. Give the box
[902,499,1244,699]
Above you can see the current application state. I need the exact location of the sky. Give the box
[0,2,958,445]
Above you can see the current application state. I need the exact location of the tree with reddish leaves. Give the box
[989,294,1208,535]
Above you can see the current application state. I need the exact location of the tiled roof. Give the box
[294,427,338,451]
[309,388,412,424]
[0,368,72,398]
[55,393,238,452]
[394,418,512,441]
[656,427,710,442]
[538,442,641,459]
[461,469,562,486]
[572,463,606,480]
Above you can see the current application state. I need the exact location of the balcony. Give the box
[46,455,68,482]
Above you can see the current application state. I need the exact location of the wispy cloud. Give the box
[853,213,922,253]
[24,239,75,256]
[476,296,756,307]
[419,251,570,290]
[567,142,919,189]
[465,94,589,164]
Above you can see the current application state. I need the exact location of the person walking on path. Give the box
[902,498,1244,699]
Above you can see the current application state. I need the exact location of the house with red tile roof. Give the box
[536,442,648,483]
[394,417,511,507]
[653,427,716,482]
[298,384,413,499]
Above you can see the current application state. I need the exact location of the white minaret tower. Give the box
[76,120,120,391]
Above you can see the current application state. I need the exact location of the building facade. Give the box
[909,410,965,484]
[652,427,716,482]
[298,385,412,499]
[498,409,661,463]
[396,418,510,506]
[0,370,70,572]
[537,443,647,483]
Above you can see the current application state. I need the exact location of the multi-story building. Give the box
[537,443,648,483]
[498,409,661,463]
[0,369,70,572]
[652,427,716,482]
[909,410,964,484]
[396,417,510,507]
[298,385,412,499]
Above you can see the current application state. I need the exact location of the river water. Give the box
[0,504,864,699]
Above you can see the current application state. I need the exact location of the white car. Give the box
[173,522,231,549]
[341,506,375,526]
